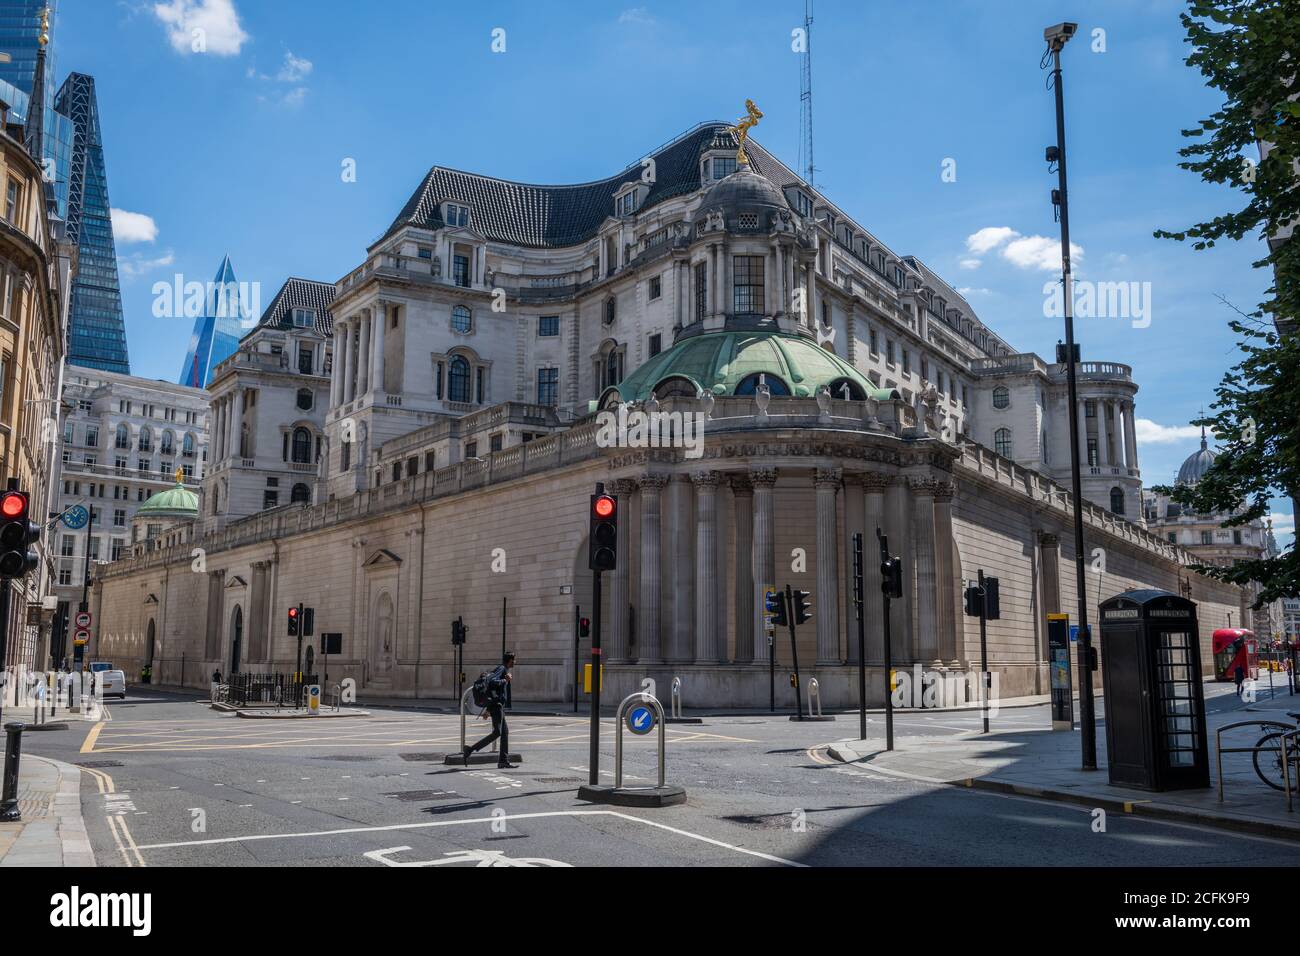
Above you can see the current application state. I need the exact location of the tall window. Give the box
[694,261,708,320]
[603,350,623,390]
[537,367,559,406]
[1087,438,1098,467]
[292,427,312,464]
[4,179,17,222]
[452,305,472,333]
[1109,487,1125,515]
[538,315,559,337]
[994,428,1013,458]
[138,427,152,452]
[733,256,765,314]
[298,346,314,374]
[182,433,195,457]
[448,356,471,403]
[453,254,470,288]
[992,386,1010,409]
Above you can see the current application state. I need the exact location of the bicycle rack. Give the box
[1214,719,1295,808]
[808,678,823,718]
[671,677,682,719]
[331,683,342,712]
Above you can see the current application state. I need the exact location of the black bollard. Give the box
[1,722,24,822]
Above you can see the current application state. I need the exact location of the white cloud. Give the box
[965,226,1018,255]
[1269,511,1295,537]
[119,251,175,279]
[956,287,991,296]
[1134,418,1203,445]
[110,208,158,244]
[959,258,981,270]
[619,7,655,25]
[275,51,312,83]
[153,0,248,57]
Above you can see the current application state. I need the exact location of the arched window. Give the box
[291,483,311,504]
[291,427,313,464]
[994,427,1013,458]
[604,297,616,325]
[138,426,152,452]
[652,377,698,400]
[1110,486,1125,515]
[448,355,471,403]
[159,430,174,455]
[605,349,622,389]
[296,388,313,411]
[115,423,129,450]
[451,305,472,333]
[992,386,1010,409]
[735,373,791,396]
[182,432,195,456]
[827,377,867,401]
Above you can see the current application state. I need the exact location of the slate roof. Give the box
[377,122,804,250]
[251,277,337,337]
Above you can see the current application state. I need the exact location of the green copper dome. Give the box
[136,481,199,518]
[608,330,877,403]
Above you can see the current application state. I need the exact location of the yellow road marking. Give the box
[80,721,105,753]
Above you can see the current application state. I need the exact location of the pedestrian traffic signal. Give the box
[792,589,812,626]
[579,617,590,638]
[588,487,618,571]
[0,489,39,579]
[451,616,466,645]
[767,588,788,628]
[302,606,315,636]
[984,577,1001,620]
[287,604,300,637]
[880,557,903,599]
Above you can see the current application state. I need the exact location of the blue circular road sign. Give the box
[62,505,88,530]
[626,704,655,736]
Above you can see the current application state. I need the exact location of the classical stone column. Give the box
[933,480,958,663]
[862,474,889,662]
[637,474,667,663]
[911,478,940,661]
[814,467,842,664]
[228,389,243,461]
[341,321,355,405]
[371,302,386,396]
[608,478,637,662]
[1040,532,1062,618]
[751,469,778,662]
[884,478,913,659]
[1096,399,1109,466]
[669,474,694,662]
[357,309,371,396]
[693,471,722,663]
[330,326,343,407]
[1124,401,1139,472]
[731,475,754,663]
[1077,399,1088,467]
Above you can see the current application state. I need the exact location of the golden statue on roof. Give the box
[37,5,49,48]
[174,466,185,486]
[729,99,763,166]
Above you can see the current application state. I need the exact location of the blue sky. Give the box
[56,0,1292,545]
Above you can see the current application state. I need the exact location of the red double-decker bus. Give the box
[1212,628,1258,681]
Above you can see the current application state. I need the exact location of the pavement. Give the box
[826,681,1300,842]
[0,753,96,866]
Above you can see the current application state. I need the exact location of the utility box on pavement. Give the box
[1098,589,1209,791]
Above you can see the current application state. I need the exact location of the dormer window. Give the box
[291,308,315,328]
[617,190,637,217]
[715,157,738,179]
[445,203,470,228]
[791,190,812,216]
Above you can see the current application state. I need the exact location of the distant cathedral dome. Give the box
[1176,429,1217,486]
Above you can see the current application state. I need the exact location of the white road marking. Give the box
[133,810,807,866]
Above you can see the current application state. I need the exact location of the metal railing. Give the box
[226,672,318,708]
[1215,719,1296,809]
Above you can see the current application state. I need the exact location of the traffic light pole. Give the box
[878,529,895,752]
[572,604,580,715]
[587,571,602,786]
[852,533,866,742]
[978,570,990,734]
[785,586,803,721]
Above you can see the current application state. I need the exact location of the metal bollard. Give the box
[1,722,24,822]
[615,692,668,790]
[671,677,682,719]
[808,678,822,718]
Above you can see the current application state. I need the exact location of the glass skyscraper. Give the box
[55,71,130,373]
[179,255,247,388]
[0,0,72,217]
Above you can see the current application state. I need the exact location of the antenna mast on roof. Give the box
[798,0,815,186]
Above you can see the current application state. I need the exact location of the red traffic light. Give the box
[593,495,615,518]
[1,492,26,518]
[288,607,299,618]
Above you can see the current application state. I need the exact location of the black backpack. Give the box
[471,670,495,707]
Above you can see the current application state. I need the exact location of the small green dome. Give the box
[136,482,199,518]
[609,330,875,403]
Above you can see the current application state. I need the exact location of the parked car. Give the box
[93,666,127,699]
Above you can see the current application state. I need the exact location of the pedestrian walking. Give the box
[463,652,516,769]
[1234,662,1246,698]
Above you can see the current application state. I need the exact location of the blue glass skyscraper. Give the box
[55,71,130,373]
[0,0,72,217]
[178,255,247,388]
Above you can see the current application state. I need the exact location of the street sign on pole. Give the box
[75,611,91,629]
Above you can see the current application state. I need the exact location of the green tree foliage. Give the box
[1153,0,1300,604]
